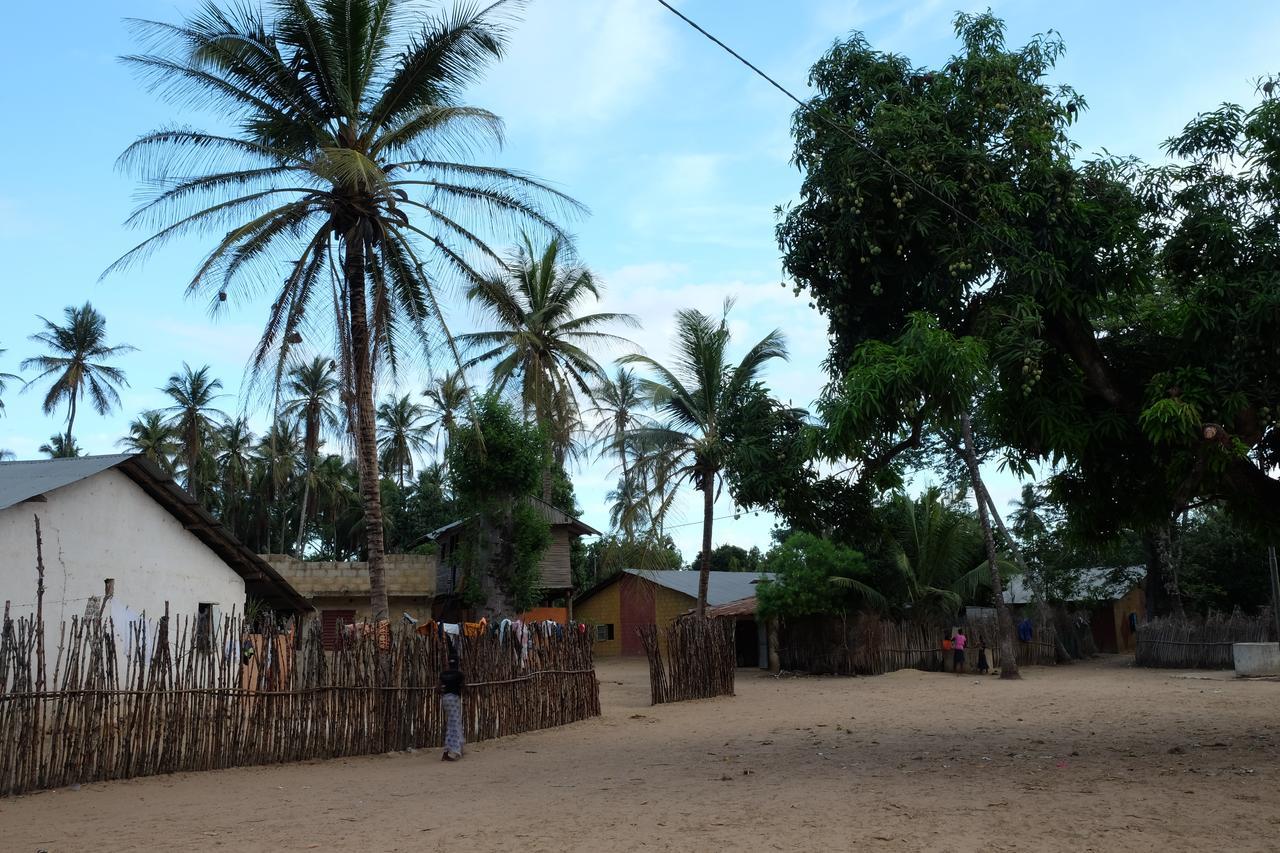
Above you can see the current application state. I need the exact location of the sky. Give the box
[1,0,1278,562]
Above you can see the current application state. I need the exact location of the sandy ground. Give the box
[3,656,1280,852]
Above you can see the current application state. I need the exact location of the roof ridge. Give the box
[0,453,134,466]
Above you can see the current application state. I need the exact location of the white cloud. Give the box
[480,0,673,130]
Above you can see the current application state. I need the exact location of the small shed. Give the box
[705,595,768,668]
[0,455,310,664]
[575,569,773,657]
[1004,567,1145,654]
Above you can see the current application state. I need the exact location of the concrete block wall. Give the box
[261,553,437,599]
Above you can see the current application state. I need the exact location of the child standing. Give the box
[952,628,967,675]
[977,640,990,675]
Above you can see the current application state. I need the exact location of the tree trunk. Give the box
[767,617,780,673]
[959,410,1020,679]
[1149,522,1186,620]
[294,467,311,556]
[65,394,77,452]
[697,468,714,617]
[187,427,199,500]
[982,489,1073,662]
[345,233,390,623]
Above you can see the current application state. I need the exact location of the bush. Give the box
[757,532,881,618]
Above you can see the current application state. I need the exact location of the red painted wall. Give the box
[619,574,656,656]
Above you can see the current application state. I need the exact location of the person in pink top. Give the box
[952,629,967,675]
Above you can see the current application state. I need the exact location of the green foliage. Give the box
[578,534,684,589]
[757,533,882,618]
[778,12,1280,540]
[879,488,1012,617]
[691,544,763,573]
[1178,508,1273,614]
[721,383,881,541]
[380,468,455,554]
[448,395,547,508]
[447,393,553,611]
[818,313,997,486]
[510,503,553,612]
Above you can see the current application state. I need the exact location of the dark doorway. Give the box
[734,619,758,667]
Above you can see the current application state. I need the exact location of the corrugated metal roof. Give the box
[0,454,134,511]
[705,595,759,619]
[0,454,311,613]
[621,569,773,607]
[1004,566,1143,604]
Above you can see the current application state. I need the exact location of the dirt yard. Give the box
[3,656,1279,852]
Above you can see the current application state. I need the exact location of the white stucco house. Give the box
[0,454,309,667]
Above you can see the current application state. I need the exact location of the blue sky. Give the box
[1,0,1277,560]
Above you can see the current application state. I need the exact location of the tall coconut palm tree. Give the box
[22,303,135,449]
[377,394,431,487]
[39,434,83,458]
[282,356,343,551]
[422,369,469,461]
[255,420,302,553]
[605,472,650,540]
[162,363,227,500]
[460,236,637,489]
[120,411,178,473]
[622,304,787,615]
[112,0,579,621]
[216,417,258,540]
[588,367,650,536]
[1008,483,1049,542]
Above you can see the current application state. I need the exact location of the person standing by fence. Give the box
[441,654,465,761]
[953,628,968,676]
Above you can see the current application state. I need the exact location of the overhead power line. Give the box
[653,0,1040,267]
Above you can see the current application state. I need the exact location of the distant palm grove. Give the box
[1,2,1277,636]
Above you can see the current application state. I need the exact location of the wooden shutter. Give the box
[321,610,356,650]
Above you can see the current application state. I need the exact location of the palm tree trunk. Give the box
[65,394,77,450]
[958,410,1020,679]
[187,428,199,499]
[697,468,714,617]
[345,233,390,623]
[295,468,311,556]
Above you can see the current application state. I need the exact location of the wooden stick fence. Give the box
[639,617,735,705]
[1136,612,1274,669]
[0,610,599,797]
[775,613,1057,676]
